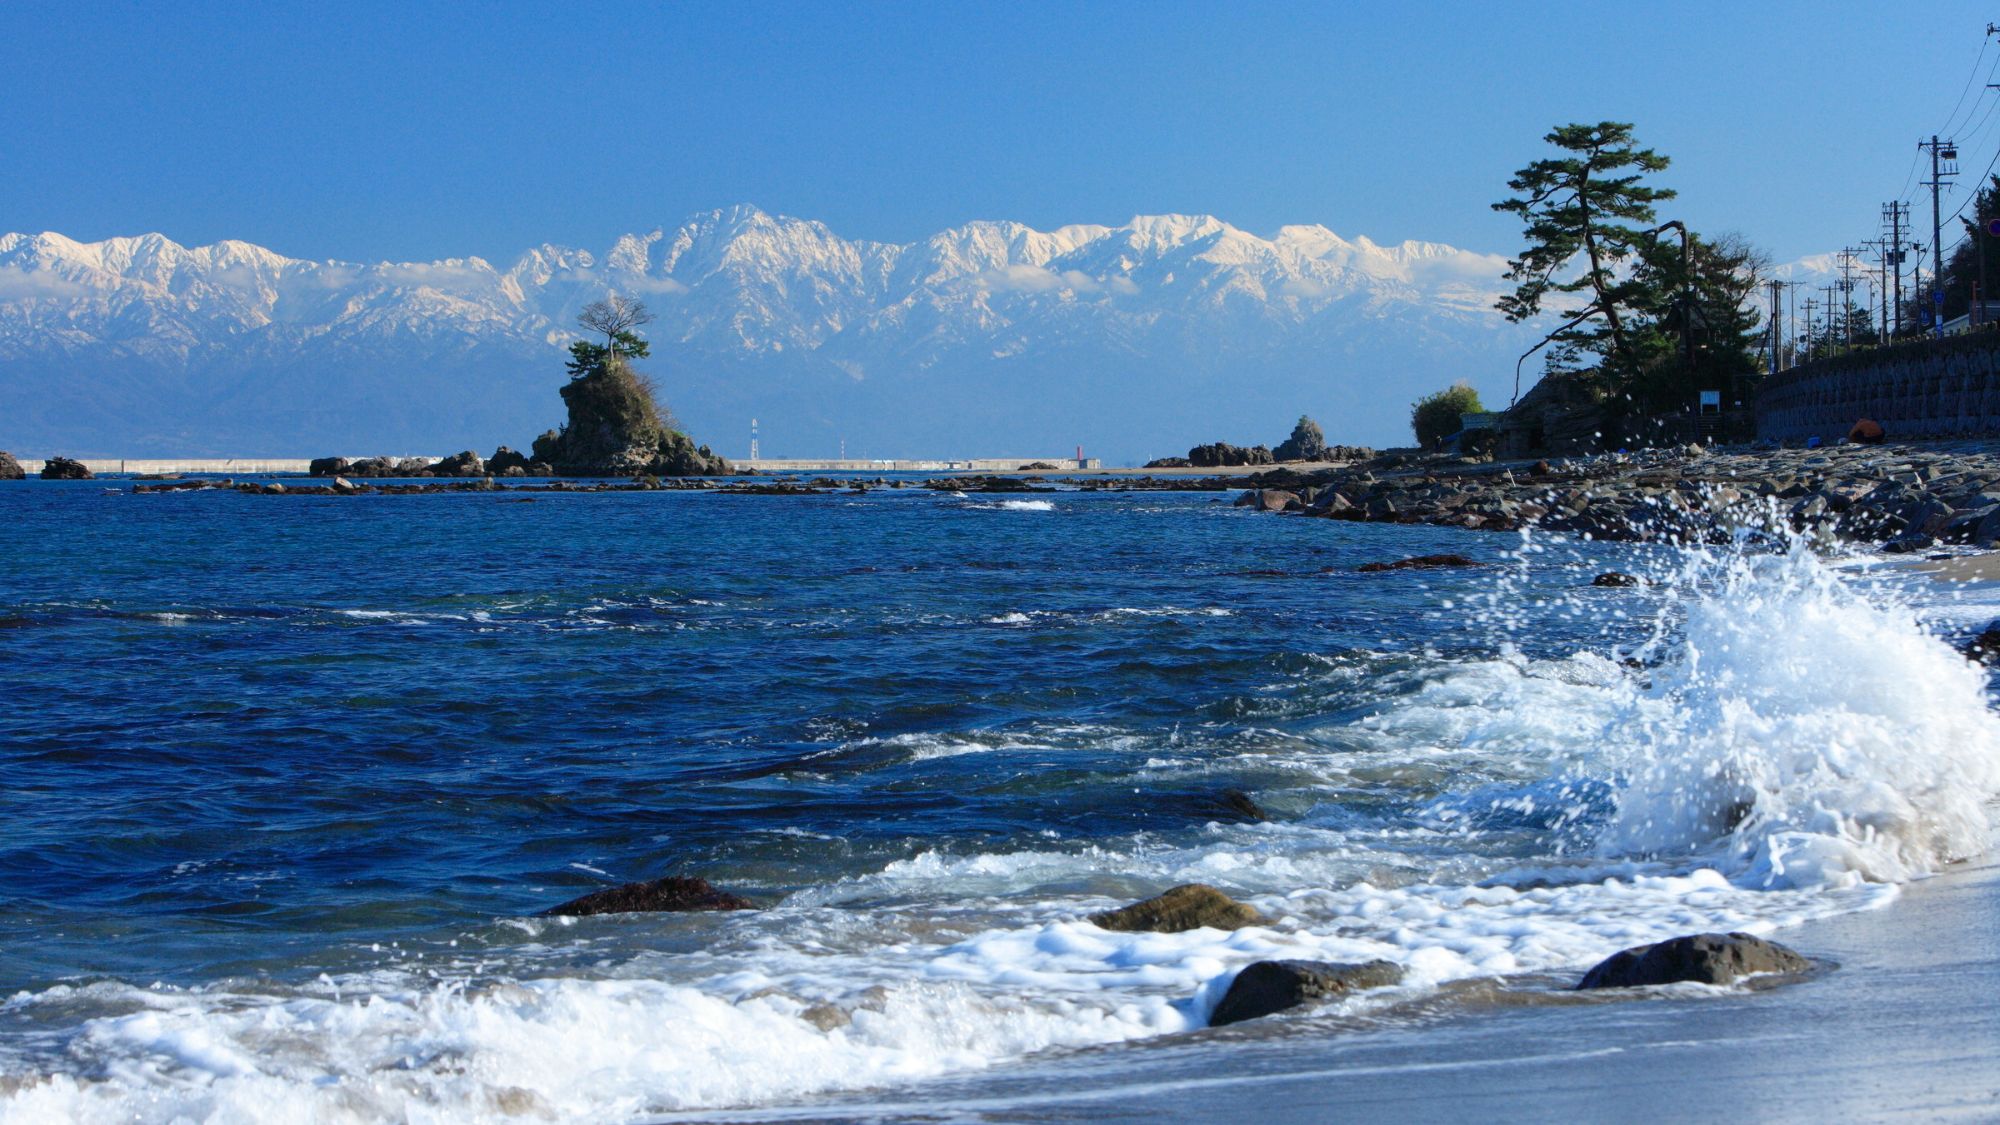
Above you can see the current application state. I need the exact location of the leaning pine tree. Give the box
[1493,122,1677,396]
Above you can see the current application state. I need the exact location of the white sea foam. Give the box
[968,499,1053,512]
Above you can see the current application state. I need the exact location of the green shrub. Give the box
[1410,383,1485,448]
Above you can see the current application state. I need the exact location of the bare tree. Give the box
[577,295,654,351]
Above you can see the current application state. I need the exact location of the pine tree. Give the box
[1493,122,1676,376]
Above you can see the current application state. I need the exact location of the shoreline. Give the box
[697,842,2000,1124]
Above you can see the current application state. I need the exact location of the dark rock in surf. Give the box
[1963,624,2000,664]
[1356,553,1481,572]
[1576,932,1812,989]
[39,456,92,480]
[0,451,23,480]
[1216,788,1268,821]
[1208,959,1404,1027]
[1234,488,1302,513]
[1090,883,1269,933]
[540,875,756,917]
[1592,572,1643,587]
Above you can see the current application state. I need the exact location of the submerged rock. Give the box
[540,875,756,917]
[0,451,23,480]
[1576,932,1812,989]
[1208,959,1404,1027]
[39,456,92,480]
[1592,572,1643,587]
[1089,883,1269,933]
[1357,553,1481,572]
[1234,488,1302,513]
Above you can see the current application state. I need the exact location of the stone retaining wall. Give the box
[1757,331,2000,443]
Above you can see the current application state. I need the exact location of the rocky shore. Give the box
[1221,440,2000,549]
[115,438,2000,555]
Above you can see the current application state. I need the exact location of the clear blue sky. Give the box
[6,1,1999,265]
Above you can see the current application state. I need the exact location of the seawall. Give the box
[1757,331,2000,443]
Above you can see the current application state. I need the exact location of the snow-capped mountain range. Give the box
[1,205,1544,460]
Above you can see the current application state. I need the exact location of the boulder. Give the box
[308,456,350,477]
[540,875,756,917]
[330,476,361,495]
[488,446,532,475]
[1208,959,1404,1027]
[1576,932,1812,989]
[39,456,92,480]
[393,458,431,475]
[1272,416,1330,463]
[1357,554,1482,572]
[0,451,23,480]
[427,450,486,477]
[1847,418,1887,445]
[343,457,395,477]
[1089,883,1269,933]
[1144,456,1193,469]
[1234,488,1302,513]
[1188,442,1275,468]
[1963,623,2000,663]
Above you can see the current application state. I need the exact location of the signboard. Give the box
[1699,390,1721,414]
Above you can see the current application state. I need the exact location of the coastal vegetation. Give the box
[1409,382,1484,447]
[1494,121,1768,436]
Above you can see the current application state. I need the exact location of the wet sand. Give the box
[696,843,2000,1124]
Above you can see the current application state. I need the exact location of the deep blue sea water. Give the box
[2,477,1996,1122]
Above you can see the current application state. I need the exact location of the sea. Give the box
[2,476,1998,1123]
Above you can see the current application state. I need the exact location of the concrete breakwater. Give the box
[10,457,434,476]
[11,456,1099,476]
[1757,331,2000,444]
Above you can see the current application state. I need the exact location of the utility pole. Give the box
[1884,202,1910,336]
[1766,280,1786,372]
[1920,136,1959,336]
[1838,248,1866,349]
[1803,295,1819,361]
[1864,238,1891,341]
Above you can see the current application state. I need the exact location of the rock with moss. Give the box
[1089,884,1269,933]
[0,451,23,480]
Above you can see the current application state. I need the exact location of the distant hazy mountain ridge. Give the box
[0,205,1540,459]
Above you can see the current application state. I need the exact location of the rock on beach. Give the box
[1208,959,1404,1027]
[1577,932,1813,989]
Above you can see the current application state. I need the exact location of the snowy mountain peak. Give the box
[0,206,1534,460]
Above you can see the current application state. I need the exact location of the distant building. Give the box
[1941,302,2000,336]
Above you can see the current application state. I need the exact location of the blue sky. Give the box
[6,2,2000,265]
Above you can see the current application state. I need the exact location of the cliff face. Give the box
[534,359,730,477]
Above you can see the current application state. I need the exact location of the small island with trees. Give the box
[309,296,729,481]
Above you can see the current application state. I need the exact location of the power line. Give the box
[1938,34,1994,136]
